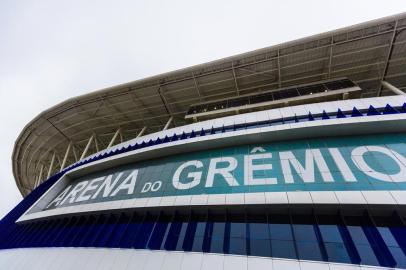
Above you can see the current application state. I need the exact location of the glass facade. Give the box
[5,209,406,268]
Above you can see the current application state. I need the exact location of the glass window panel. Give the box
[389,247,406,268]
[230,223,246,238]
[249,239,271,257]
[176,221,189,251]
[209,237,224,254]
[269,215,293,241]
[229,238,246,255]
[192,236,204,252]
[195,222,206,238]
[293,224,318,242]
[390,227,406,251]
[292,214,318,243]
[164,222,182,251]
[356,244,380,266]
[377,227,399,247]
[347,226,370,245]
[271,240,297,259]
[296,241,323,261]
[324,242,352,264]
[182,221,196,251]
[249,223,270,240]
[319,225,345,243]
[133,216,156,249]
[148,221,169,250]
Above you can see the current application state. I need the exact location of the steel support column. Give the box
[107,128,121,148]
[163,116,173,130]
[80,134,95,160]
[35,164,44,188]
[381,81,406,95]
[60,142,72,171]
[136,126,147,138]
[46,152,56,179]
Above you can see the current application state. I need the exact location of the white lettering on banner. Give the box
[60,181,89,205]
[280,149,334,183]
[329,148,356,182]
[250,147,266,154]
[45,145,406,209]
[244,153,277,185]
[91,173,123,199]
[205,157,239,187]
[76,177,105,202]
[47,185,71,208]
[110,170,138,196]
[352,146,406,182]
[172,160,203,190]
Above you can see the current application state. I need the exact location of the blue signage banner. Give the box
[45,133,406,210]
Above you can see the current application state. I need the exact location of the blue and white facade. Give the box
[4,12,406,270]
[2,93,406,270]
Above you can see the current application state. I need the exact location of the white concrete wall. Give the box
[0,247,398,270]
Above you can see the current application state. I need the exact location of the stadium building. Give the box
[2,12,406,270]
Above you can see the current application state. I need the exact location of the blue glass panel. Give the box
[86,216,108,247]
[148,220,170,250]
[107,214,131,248]
[249,223,270,239]
[249,239,271,257]
[228,238,246,255]
[192,236,204,252]
[319,224,345,243]
[389,247,406,268]
[293,224,318,242]
[296,241,323,261]
[95,215,118,247]
[356,244,380,266]
[133,215,157,249]
[119,214,143,248]
[271,240,297,259]
[269,215,293,241]
[71,216,93,247]
[324,242,352,263]
[230,222,246,238]
[209,237,224,254]
[163,221,183,251]
[176,221,189,251]
[66,216,87,247]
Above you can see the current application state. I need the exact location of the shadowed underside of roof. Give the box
[13,12,406,196]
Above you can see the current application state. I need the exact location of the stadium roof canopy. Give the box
[13,12,406,196]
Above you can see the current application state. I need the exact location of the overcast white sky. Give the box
[0,0,405,218]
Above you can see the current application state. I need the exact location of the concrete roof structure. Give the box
[13,12,406,196]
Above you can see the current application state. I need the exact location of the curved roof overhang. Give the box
[13,12,406,196]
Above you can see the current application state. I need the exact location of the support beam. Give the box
[327,37,334,79]
[35,164,44,188]
[107,128,121,148]
[46,152,56,179]
[381,81,405,95]
[94,134,99,152]
[192,72,203,102]
[136,126,147,138]
[231,62,240,95]
[163,116,173,131]
[377,21,398,97]
[60,142,72,171]
[80,134,95,160]
[72,146,78,162]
